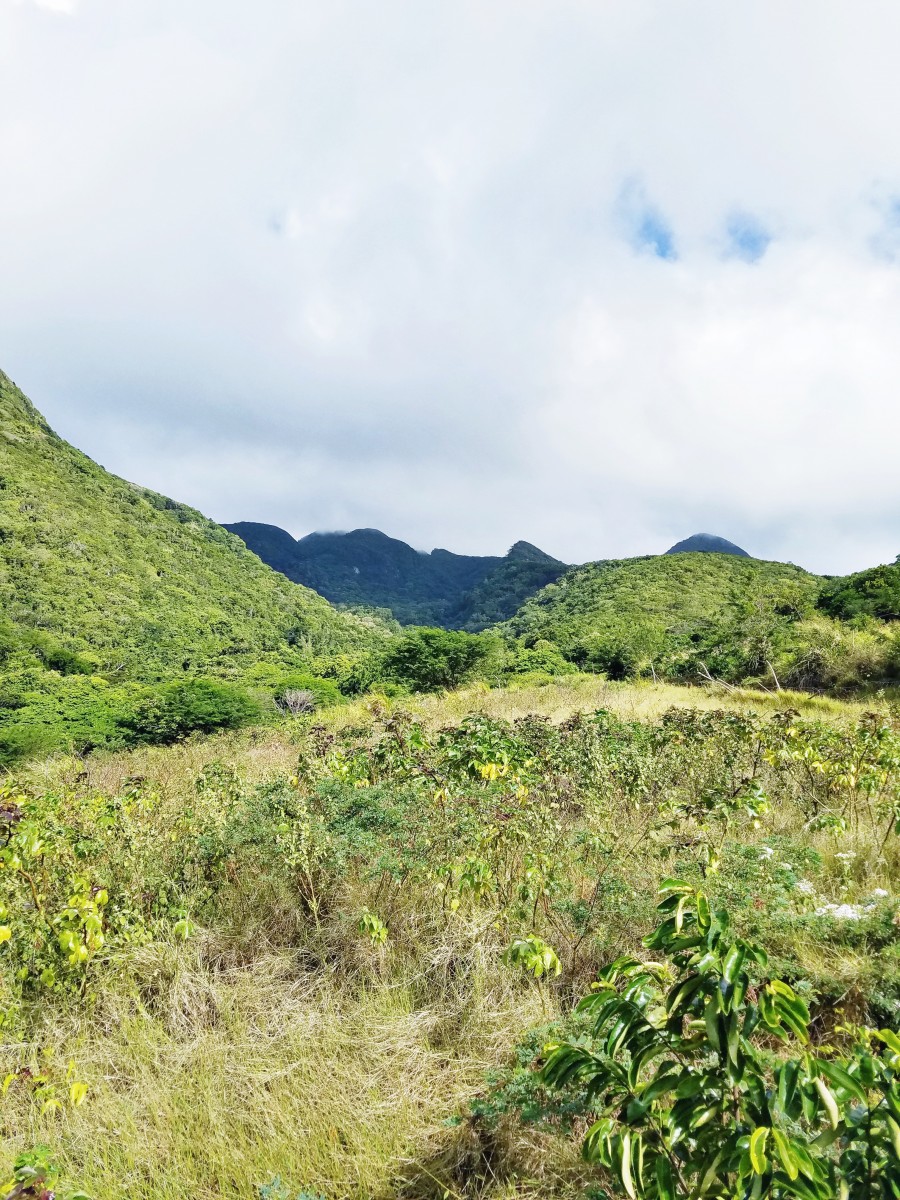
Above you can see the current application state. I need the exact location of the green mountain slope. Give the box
[0,370,383,682]
[501,552,823,678]
[224,522,566,626]
[818,558,900,622]
[452,541,567,630]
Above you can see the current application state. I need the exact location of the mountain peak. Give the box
[665,533,751,558]
[506,540,562,564]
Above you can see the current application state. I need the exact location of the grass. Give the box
[23,674,877,801]
[3,677,898,1200]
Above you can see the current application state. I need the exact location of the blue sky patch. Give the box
[724,212,771,262]
[618,179,677,260]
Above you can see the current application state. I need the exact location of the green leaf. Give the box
[771,1128,800,1181]
[749,1126,770,1174]
[621,1132,636,1199]
[659,878,694,896]
[814,1077,840,1130]
[655,1155,676,1200]
[816,1058,866,1102]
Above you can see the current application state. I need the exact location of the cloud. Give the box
[12,0,77,12]
[0,1,899,575]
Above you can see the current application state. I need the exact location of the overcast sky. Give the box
[1,1,899,573]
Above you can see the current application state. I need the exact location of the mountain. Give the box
[666,533,750,557]
[452,541,567,630]
[225,522,565,627]
[501,552,822,678]
[0,370,383,682]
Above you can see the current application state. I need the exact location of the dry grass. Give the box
[23,676,874,802]
[2,928,556,1200]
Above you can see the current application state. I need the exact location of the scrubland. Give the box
[2,678,899,1199]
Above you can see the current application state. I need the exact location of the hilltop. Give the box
[502,551,824,680]
[666,532,750,556]
[451,539,567,629]
[0,370,388,760]
[0,371,381,679]
[226,521,565,626]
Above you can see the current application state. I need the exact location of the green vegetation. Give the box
[819,558,900,623]
[225,523,506,625]
[0,372,387,762]
[378,627,498,692]
[501,553,900,692]
[452,541,567,630]
[2,681,899,1197]
[5,369,900,1197]
[542,884,900,1198]
[226,524,566,629]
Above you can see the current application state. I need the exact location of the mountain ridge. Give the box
[0,371,383,682]
[225,521,566,627]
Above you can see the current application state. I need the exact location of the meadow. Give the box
[2,677,899,1199]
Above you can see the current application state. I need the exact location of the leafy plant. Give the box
[542,882,900,1198]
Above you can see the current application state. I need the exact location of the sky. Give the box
[1,1,899,574]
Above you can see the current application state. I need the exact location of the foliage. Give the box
[1,1145,90,1199]
[118,678,262,744]
[2,683,900,1197]
[499,552,900,692]
[226,523,508,626]
[820,559,900,623]
[0,371,388,761]
[379,627,497,691]
[542,882,900,1198]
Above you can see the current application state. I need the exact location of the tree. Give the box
[380,628,494,692]
[120,679,259,744]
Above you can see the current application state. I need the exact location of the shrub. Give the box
[379,628,495,692]
[541,882,900,1198]
[120,679,260,744]
[270,673,342,713]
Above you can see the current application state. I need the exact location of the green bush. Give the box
[269,672,343,713]
[379,627,496,692]
[120,679,260,744]
[541,883,900,1198]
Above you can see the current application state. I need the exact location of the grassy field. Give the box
[3,678,898,1200]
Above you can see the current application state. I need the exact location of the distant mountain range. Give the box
[225,523,757,627]
[223,523,567,627]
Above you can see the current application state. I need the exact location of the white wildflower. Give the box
[815,903,863,920]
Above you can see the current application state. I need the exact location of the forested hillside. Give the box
[452,540,567,629]
[502,551,900,688]
[226,522,565,626]
[0,371,386,761]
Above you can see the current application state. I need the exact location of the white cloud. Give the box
[12,0,77,12]
[0,0,899,574]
